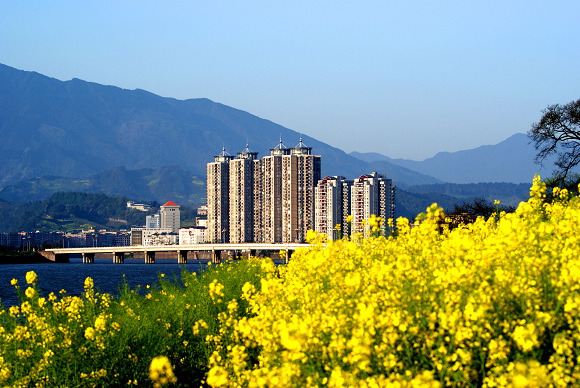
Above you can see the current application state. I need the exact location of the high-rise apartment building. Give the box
[280,139,321,243]
[206,138,322,244]
[207,147,233,243]
[315,176,352,240]
[229,144,262,243]
[350,172,394,236]
[207,140,399,244]
[160,201,180,233]
[261,138,288,243]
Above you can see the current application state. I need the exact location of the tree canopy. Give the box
[528,98,580,180]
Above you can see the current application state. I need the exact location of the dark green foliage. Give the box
[407,182,530,207]
[543,174,580,201]
[447,198,515,222]
[0,192,198,232]
[395,189,460,221]
[0,165,207,205]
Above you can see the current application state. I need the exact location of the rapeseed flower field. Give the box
[1,175,579,387]
[208,176,580,387]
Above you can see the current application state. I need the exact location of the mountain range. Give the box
[350,133,563,184]
[0,63,372,187]
[0,63,562,222]
[1,63,559,187]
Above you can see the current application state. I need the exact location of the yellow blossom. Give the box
[149,356,177,387]
[24,287,35,299]
[25,271,37,285]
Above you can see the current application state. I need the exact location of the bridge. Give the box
[41,243,311,264]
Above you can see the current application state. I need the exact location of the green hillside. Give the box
[0,192,197,233]
[0,166,206,206]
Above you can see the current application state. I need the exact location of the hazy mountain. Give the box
[0,63,371,187]
[366,161,443,188]
[1,62,544,222]
[351,133,563,184]
[0,63,450,191]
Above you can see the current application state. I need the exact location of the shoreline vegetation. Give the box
[1,176,579,387]
[0,251,53,264]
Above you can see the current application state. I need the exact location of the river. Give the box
[0,257,208,308]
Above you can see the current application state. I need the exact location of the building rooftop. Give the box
[291,136,312,155]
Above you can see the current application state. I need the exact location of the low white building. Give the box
[131,227,178,246]
[179,227,207,245]
[127,201,152,211]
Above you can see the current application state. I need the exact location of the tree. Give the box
[446,198,515,228]
[528,98,580,180]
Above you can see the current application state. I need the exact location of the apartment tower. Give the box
[229,143,262,243]
[315,176,352,240]
[207,147,233,243]
[350,172,394,236]
[281,138,321,242]
[261,138,288,243]
[206,139,324,243]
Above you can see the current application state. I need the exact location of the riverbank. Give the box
[0,251,53,264]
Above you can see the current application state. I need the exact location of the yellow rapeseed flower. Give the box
[84,327,95,340]
[149,356,177,387]
[25,271,37,285]
[206,366,228,387]
[24,287,35,299]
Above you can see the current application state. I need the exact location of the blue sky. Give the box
[1,1,579,160]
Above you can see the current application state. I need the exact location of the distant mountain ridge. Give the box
[0,63,553,230]
[351,133,565,184]
[0,63,371,186]
[0,61,556,208]
[0,63,447,190]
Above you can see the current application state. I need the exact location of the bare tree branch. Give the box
[528,98,580,179]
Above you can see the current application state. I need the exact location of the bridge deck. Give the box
[42,243,312,264]
[45,243,310,255]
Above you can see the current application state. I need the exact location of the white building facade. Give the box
[130,227,177,246]
[160,201,180,233]
[179,227,207,245]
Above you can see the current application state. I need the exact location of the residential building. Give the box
[207,147,233,243]
[280,138,321,242]
[146,214,160,229]
[205,140,398,244]
[229,143,261,243]
[197,205,208,216]
[130,227,177,246]
[115,230,131,246]
[350,172,395,236]
[179,227,207,245]
[315,176,352,240]
[126,201,151,211]
[261,138,288,243]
